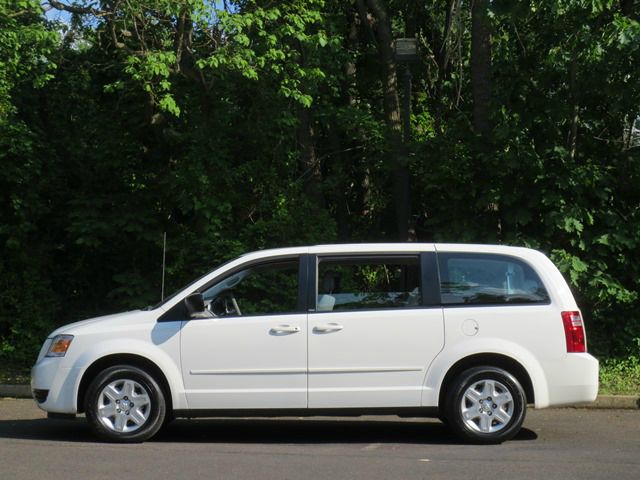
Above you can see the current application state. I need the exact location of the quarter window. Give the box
[438,253,550,305]
[316,256,421,311]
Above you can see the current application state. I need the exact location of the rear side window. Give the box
[317,256,421,311]
[438,253,549,305]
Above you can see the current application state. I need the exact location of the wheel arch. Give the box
[437,353,535,409]
[77,354,173,414]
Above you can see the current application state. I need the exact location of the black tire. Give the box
[85,365,166,442]
[444,366,526,444]
[162,411,176,427]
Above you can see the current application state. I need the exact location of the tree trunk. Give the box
[327,128,351,241]
[620,0,638,19]
[567,57,579,160]
[298,106,325,209]
[366,0,411,241]
[471,0,499,238]
[471,0,492,139]
[333,8,360,240]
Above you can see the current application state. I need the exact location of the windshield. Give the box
[149,256,238,310]
[202,268,252,302]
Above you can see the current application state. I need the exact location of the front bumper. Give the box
[33,388,49,403]
[31,357,82,414]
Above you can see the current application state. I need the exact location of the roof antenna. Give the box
[161,232,167,301]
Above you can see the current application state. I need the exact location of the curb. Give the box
[1,384,638,409]
[566,395,640,410]
[0,385,31,398]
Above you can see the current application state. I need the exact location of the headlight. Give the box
[46,335,74,357]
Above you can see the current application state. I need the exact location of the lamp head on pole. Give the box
[394,38,418,63]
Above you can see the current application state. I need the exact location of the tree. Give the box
[2,0,640,368]
[470,0,492,139]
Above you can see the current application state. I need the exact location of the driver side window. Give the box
[202,259,299,317]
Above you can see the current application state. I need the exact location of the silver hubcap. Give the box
[97,379,151,433]
[461,379,514,434]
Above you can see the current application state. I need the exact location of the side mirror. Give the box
[184,293,205,317]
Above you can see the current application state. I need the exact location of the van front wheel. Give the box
[85,365,166,442]
[445,366,526,444]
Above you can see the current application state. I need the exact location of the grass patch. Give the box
[0,366,30,385]
[599,356,640,395]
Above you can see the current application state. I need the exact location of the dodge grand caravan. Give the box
[31,244,599,443]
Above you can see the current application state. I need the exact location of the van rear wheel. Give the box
[445,366,526,444]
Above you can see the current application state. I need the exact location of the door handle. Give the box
[313,323,344,333]
[270,324,301,335]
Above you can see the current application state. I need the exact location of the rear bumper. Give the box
[539,353,599,408]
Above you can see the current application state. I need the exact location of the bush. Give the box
[599,349,640,395]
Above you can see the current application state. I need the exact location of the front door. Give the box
[180,257,307,409]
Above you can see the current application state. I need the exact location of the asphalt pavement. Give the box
[1,398,638,480]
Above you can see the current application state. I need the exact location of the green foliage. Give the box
[599,345,640,395]
[0,1,57,118]
[1,0,640,368]
[0,3,58,362]
[0,119,58,366]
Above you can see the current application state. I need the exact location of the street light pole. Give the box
[393,38,418,241]
[402,65,412,144]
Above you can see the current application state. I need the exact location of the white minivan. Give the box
[31,244,599,443]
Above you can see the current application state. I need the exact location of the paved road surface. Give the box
[1,398,638,480]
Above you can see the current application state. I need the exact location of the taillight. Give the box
[562,311,586,353]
